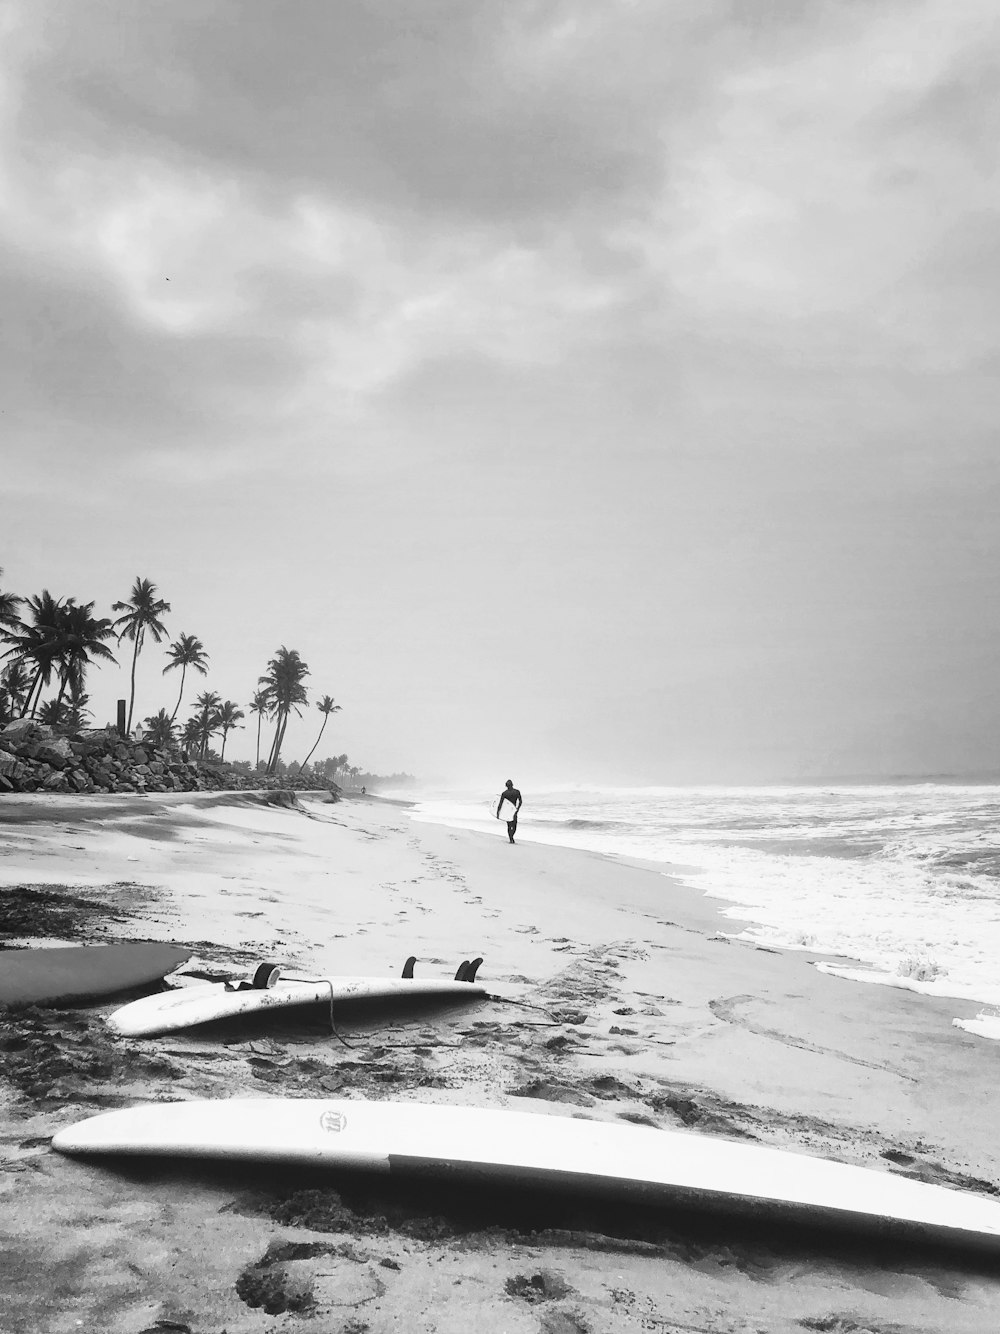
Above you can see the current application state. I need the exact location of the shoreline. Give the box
[409,788,1000,1016]
[2,790,1000,1331]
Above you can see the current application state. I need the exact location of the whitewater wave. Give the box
[409,783,1000,1009]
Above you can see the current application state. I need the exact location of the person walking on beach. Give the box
[497,779,522,844]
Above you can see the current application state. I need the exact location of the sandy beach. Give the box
[2,790,1000,1333]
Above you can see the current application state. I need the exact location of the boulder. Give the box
[35,739,73,769]
[72,729,118,756]
[1,719,40,744]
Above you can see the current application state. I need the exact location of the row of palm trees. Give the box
[0,569,343,776]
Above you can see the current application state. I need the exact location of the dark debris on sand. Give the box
[0,883,134,943]
[0,1008,177,1104]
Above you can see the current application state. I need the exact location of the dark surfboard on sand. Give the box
[0,943,191,1007]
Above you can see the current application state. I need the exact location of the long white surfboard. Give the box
[107,976,486,1037]
[52,1097,1000,1252]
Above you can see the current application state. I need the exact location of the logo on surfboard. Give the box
[319,1109,348,1133]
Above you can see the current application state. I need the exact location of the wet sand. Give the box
[2,790,1000,1332]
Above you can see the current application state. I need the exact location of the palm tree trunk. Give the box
[20,667,40,717]
[23,667,47,718]
[220,727,228,760]
[54,655,78,711]
[170,664,188,724]
[301,716,328,770]
[266,712,282,773]
[268,710,289,773]
[126,631,142,733]
[255,714,262,769]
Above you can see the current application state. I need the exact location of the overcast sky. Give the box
[2,0,999,787]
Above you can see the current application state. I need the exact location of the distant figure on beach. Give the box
[496,779,522,844]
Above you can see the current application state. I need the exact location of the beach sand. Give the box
[2,790,1000,1333]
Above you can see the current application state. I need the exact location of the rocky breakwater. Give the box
[0,720,338,798]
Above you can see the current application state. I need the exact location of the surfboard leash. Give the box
[484,993,567,1026]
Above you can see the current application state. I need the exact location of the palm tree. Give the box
[163,634,209,723]
[180,716,201,756]
[36,698,69,728]
[143,708,177,749]
[257,647,310,774]
[65,679,92,733]
[0,660,31,724]
[189,690,222,759]
[248,690,271,771]
[111,577,171,733]
[51,600,117,712]
[301,694,341,770]
[3,590,66,716]
[0,569,22,637]
[215,700,245,760]
[5,596,116,719]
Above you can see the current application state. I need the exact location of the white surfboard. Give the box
[51,1096,1000,1252]
[106,976,486,1037]
[497,799,518,821]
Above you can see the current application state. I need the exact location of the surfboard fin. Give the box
[464,957,484,983]
[454,959,471,981]
[402,955,417,979]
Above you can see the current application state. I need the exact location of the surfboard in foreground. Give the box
[0,942,192,1007]
[106,973,486,1036]
[51,1097,1000,1253]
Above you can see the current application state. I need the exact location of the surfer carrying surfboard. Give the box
[496,779,522,843]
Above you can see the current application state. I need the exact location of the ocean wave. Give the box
[559,817,621,831]
[409,784,1000,1008]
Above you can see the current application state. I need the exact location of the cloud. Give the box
[1,0,997,485]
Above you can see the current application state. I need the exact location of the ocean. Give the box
[405,784,1000,1012]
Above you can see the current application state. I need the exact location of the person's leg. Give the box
[508,813,517,843]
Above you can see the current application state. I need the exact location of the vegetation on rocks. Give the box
[0,565,404,792]
[0,719,340,796]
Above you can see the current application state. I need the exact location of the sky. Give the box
[2,0,999,788]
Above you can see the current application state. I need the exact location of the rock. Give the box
[72,729,118,756]
[35,740,73,769]
[0,721,341,800]
[1,719,40,744]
